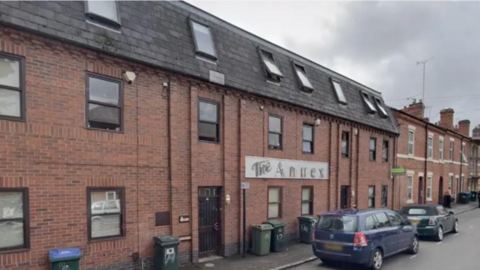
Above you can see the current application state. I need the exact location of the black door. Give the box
[438,177,444,204]
[418,177,424,204]
[340,186,350,209]
[198,187,221,257]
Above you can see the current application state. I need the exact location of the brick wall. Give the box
[0,27,396,270]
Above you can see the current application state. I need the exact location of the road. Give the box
[293,208,480,270]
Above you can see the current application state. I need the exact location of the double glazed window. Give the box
[86,0,120,26]
[302,124,313,153]
[294,64,314,92]
[0,53,24,121]
[86,74,123,131]
[0,188,29,252]
[268,187,282,218]
[260,50,283,82]
[439,139,444,160]
[190,20,217,60]
[428,136,433,159]
[332,79,347,104]
[198,99,219,142]
[87,188,125,240]
[362,92,377,113]
[341,132,349,158]
[301,187,313,215]
[427,176,433,200]
[407,175,414,201]
[268,116,282,149]
[369,138,377,161]
[382,140,389,162]
[381,185,388,208]
[368,186,375,208]
[449,141,454,160]
[408,130,415,155]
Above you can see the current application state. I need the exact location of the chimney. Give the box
[439,108,454,129]
[401,98,424,118]
[458,119,471,136]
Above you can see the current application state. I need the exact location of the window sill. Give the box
[0,116,25,122]
[86,127,124,134]
[302,151,314,155]
[199,139,220,145]
[426,198,433,202]
[88,236,125,243]
[341,155,349,159]
[268,147,283,151]
[406,200,414,204]
[0,248,29,255]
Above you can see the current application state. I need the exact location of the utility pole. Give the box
[416,57,434,110]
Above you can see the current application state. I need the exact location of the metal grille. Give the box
[198,187,221,257]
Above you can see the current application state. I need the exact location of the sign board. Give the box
[209,70,225,85]
[241,182,250,189]
[391,166,406,176]
[245,156,329,179]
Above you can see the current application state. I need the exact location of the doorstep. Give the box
[180,241,317,270]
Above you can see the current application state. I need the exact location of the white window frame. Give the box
[407,172,414,203]
[449,139,454,161]
[85,0,121,25]
[408,129,415,156]
[439,137,444,161]
[426,174,433,201]
[428,134,433,159]
[268,187,282,219]
[461,143,467,163]
[448,174,454,189]
[362,92,377,113]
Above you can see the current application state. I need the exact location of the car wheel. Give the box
[434,226,443,241]
[369,249,383,270]
[453,220,459,233]
[406,235,419,254]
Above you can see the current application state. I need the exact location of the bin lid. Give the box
[155,235,180,246]
[297,215,317,222]
[252,224,273,231]
[263,220,285,228]
[49,248,83,262]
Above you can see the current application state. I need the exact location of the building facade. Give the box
[392,100,472,209]
[0,1,400,270]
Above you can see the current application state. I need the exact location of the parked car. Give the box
[398,204,459,241]
[312,209,419,270]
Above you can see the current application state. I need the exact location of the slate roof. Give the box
[0,1,399,134]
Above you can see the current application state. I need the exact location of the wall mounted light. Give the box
[315,119,321,126]
[354,128,359,135]
[225,194,231,205]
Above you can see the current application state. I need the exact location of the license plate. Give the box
[324,244,343,251]
[410,220,419,225]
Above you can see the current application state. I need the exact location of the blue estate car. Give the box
[312,209,419,270]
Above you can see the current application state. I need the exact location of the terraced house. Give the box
[0,1,398,269]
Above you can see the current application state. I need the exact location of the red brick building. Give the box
[391,100,473,209]
[0,1,399,270]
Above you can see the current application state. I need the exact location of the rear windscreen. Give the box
[317,215,358,232]
[401,207,435,216]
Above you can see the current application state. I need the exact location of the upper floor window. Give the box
[369,137,377,161]
[302,123,313,153]
[341,131,349,158]
[260,49,283,82]
[0,188,29,252]
[0,53,25,121]
[439,138,444,160]
[408,130,415,155]
[449,141,454,160]
[86,0,120,26]
[87,188,125,240]
[190,20,217,60]
[198,99,219,142]
[373,96,388,118]
[461,143,467,163]
[362,92,377,113]
[331,79,347,104]
[428,135,433,159]
[268,115,282,149]
[382,140,389,162]
[294,64,313,92]
[268,187,282,218]
[86,74,123,131]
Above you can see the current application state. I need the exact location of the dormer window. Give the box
[259,49,283,82]
[293,63,313,92]
[331,79,347,104]
[373,96,388,118]
[362,92,377,113]
[85,0,120,27]
[190,19,217,61]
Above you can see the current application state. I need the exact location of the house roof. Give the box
[0,1,399,134]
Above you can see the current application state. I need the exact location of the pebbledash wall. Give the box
[0,1,399,270]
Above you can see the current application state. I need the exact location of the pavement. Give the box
[180,202,479,270]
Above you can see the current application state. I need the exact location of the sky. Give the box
[186,0,480,131]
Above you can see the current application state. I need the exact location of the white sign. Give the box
[241,182,250,189]
[209,70,225,85]
[245,156,329,179]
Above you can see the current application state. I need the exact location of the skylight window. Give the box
[86,0,120,26]
[331,79,347,104]
[294,64,313,91]
[260,49,283,82]
[362,92,377,113]
[190,20,217,60]
[374,97,388,118]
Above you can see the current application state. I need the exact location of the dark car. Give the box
[312,209,419,270]
[399,204,459,241]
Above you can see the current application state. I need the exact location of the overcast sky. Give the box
[186,0,480,131]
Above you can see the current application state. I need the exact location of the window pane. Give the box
[269,133,281,148]
[333,81,346,103]
[301,203,310,215]
[370,139,376,150]
[0,192,23,219]
[192,22,216,57]
[368,187,374,197]
[89,77,120,105]
[199,101,218,122]
[269,116,281,133]
[269,188,280,202]
[199,122,217,141]
[0,221,24,249]
[303,125,312,141]
[88,0,118,22]
[302,142,311,153]
[295,66,313,89]
[91,214,121,238]
[374,213,390,228]
[0,88,20,117]
[91,191,121,213]
[268,204,279,218]
[365,215,376,230]
[363,94,376,111]
[261,51,282,76]
[302,188,311,200]
[88,104,120,125]
[0,57,20,88]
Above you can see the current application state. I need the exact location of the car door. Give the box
[436,206,453,231]
[373,212,398,256]
[386,211,411,250]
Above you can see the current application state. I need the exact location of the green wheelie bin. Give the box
[297,216,318,244]
[49,248,83,270]
[263,220,286,252]
[251,224,273,256]
[154,236,180,270]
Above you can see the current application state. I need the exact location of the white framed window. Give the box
[331,79,347,104]
[190,20,217,60]
[449,174,453,188]
[426,175,433,201]
[428,135,433,159]
[461,143,467,163]
[449,140,454,161]
[439,138,444,160]
[301,187,313,215]
[362,92,377,113]
[407,175,414,202]
[408,130,415,155]
[294,64,314,92]
[268,187,282,218]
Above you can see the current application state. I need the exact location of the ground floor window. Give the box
[368,186,375,208]
[0,188,29,252]
[426,175,433,200]
[407,175,414,202]
[301,187,313,215]
[381,185,388,208]
[87,187,125,240]
[268,187,282,218]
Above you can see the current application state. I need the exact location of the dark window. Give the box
[294,64,313,92]
[302,124,313,153]
[268,187,282,218]
[0,188,29,252]
[190,20,217,60]
[317,215,358,232]
[382,140,389,162]
[301,187,313,215]
[0,53,25,121]
[260,49,283,82]
[362,92,377,113]
[381,185,388,208]
[374,97,388,117]
[373,212,391,228]
[365,215,378,230]
[86,74,123,131]
[386,212,403,227]
[198,99,219,142]
[85,0,120,26]
[331,79,347,104]
[368,186,375,208]
[450,141,454,160]
[269,115,282,149]
[370,138,377,161]
[87,187,125,240]
[341,131,349,158]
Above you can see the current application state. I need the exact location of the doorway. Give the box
[438,177,444,204]
[418,177,424,204]
[340,186,350,209]
[198,187,222,258]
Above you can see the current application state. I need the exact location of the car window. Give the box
[436,206,447,215]
[386,211,403,226]
[317,215,358,232]
[373,212,391,228]
[365,215,378,230]
[401,207,435,216]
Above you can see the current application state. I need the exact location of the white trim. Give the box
[449,172,454,176]
[461,173,465,177]
[418,172,424,177]
[408,125,416,131]
[426,198,433,202]
[407,170,415,175]
[462,142,466,146]
[427,172,433,176]
[406,200,414,204]
[455,175,459,179]
[439,136,444,140]
[450,137,455,142]
[428,132,434,137]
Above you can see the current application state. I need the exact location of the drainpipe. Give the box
[392,135,397,210]
[423,123,428,204]
[460,137,464,192]
[327,121,332,210]
[355,128,360,209]
[335,124,340,209]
